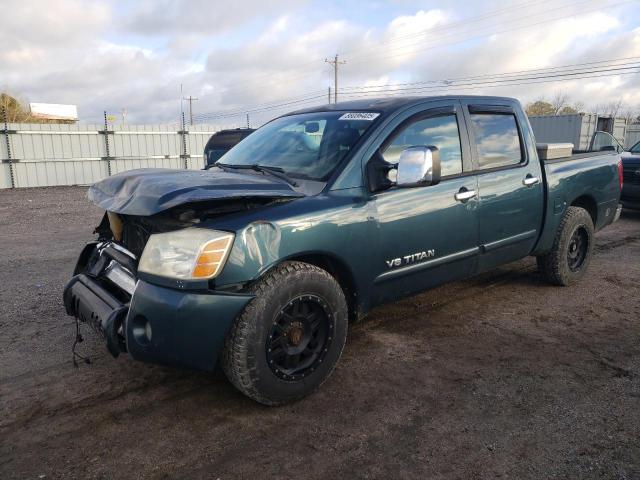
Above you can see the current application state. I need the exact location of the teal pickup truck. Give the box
[64,96,623,405]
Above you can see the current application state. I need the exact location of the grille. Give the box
[623,167,640,185]
[121,219,151,257]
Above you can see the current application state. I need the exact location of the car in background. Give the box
[591,131,640,209]
[204,128,255,168]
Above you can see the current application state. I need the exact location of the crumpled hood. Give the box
[88,167,304,216]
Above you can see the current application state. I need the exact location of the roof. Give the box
[288,95,517,116]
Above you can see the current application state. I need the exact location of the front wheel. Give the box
[537,206,595,286]
[220,261,348,405]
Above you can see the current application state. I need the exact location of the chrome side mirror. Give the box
[396,146,441,187]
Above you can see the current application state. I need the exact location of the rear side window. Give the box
[382,114,463,177]
[469,114,523,169]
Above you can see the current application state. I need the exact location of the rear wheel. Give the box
[220,261,348,405]
[537,206,595,286]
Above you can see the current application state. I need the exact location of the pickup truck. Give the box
[589,131,640,209]
[621,140,640,209]
[63,96,623,405]
[204,128,255,168]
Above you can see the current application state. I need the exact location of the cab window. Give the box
[469,113,523,169]
[381,114,463,177]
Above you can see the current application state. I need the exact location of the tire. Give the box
[220,261,348,406]
[537,206,595,286]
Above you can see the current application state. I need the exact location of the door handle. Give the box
[454,189,477,202]
[523,176,540,186]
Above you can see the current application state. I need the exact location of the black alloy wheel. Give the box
[266,295,332,381]
[567,226,589,272]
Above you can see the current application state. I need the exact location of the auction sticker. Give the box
[338,112,380,121]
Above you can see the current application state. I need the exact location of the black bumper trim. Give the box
[63,273,128,357]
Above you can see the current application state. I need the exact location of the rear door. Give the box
[461,100,544,272]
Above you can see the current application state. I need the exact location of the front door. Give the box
[370,102,479,305]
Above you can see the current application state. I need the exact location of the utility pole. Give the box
[325,54,346,104]
[182,95,199,125]
[246,113,250,128]
[328,87,331,105]
[121,108,127,126]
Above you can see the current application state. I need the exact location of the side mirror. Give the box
[396,146,441,187]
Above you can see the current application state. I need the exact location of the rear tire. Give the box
[220,261,348,406]
[537,206,595,286]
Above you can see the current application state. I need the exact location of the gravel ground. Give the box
[1,186,639,479]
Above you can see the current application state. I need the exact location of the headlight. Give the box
[138,228,234,280]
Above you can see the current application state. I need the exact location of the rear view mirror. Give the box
[396,146,441,187]
[305,122,320,133]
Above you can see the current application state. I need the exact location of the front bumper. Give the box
[63,242,253,371]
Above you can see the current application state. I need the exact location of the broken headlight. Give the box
[138,228,234,280]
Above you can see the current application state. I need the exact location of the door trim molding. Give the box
[374,247,480,283]
[481,229,537,253]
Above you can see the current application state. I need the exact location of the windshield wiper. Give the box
[216,163,298,187]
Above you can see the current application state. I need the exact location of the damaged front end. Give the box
[62,196,282,369]
[64,241,137,358]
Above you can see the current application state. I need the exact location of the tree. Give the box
[525,100,555,116]
[593,100,624,118]
[551,92,570,115]
[526,92,583,116]
[0,93,30,122]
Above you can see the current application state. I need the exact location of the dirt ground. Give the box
[1,186,639,479]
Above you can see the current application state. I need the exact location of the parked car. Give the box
[64,96,623,405]
[589,131,640,209]
[203,128,255,167]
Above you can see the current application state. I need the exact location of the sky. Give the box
[1,0,639,126]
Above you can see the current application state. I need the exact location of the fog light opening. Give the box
[131,315,153,346]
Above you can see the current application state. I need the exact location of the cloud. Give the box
[124,0,298,35]
[0,0,638,125]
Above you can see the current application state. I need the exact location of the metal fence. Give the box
[625,125,640,149]
[1,112,223,189]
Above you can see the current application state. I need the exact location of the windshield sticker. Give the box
[339,112,380,121]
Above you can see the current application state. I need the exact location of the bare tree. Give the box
[593,100,624,117]
[619,105,640,125]
[551,91,571,115]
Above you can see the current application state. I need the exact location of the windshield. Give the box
[631,141,640,154]
[217,111,380,180]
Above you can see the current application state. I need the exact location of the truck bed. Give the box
[533,150,621,255]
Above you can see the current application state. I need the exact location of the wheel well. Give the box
[286,253,361,322]
[571,195,597,226]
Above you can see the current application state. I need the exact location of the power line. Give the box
[339,62,640,95]
[346,0,633,66]
[193,93,327,121]
[340,56,640,90]
[191,89,326,120]
[338,0,555,57]
[339,68,640,99]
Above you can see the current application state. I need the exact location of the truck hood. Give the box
[88,167,304,216]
